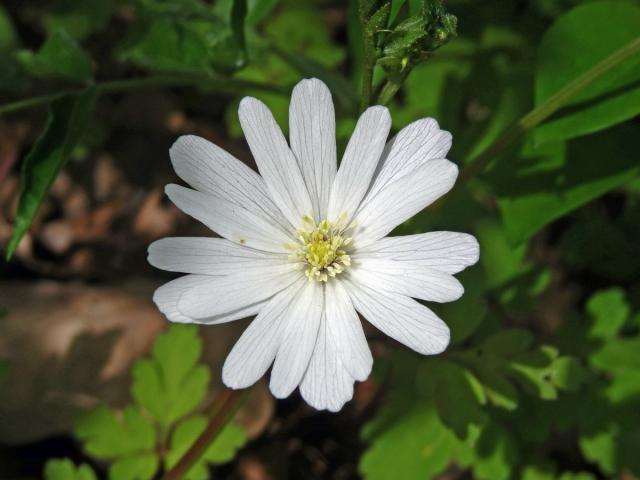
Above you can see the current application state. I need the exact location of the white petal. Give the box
[352,159,458,248]
[355,232,480,274]
[299,280,373,412]
[289,78,336,219]
[148,237,288,275]
[345,279,450,355]
[153,274,266,325]
[222,280,306,389]
[165,184,291,253]
[350,258,464,303]
[327,106,391,222]
[239,97,313,229]
[269,281,324,398]
[177,266,302,319]
[299,314,355,412]
[371,118,452,190]
[170,135,290,231]
[325,280,372,381]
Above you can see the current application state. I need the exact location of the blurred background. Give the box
[1,0,639,479]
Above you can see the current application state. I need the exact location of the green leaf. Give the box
[508,346,558,400]
[586,288,629,339]
[480,329,534,358]
[535,2,640,144]
[109,454,159,480]
[473,364,519,411]
[427,361,487,439]
[473,424,517,480]
[6,87,97,260]
[165,416,247,479]
[579,426,618,475]
[16,29,93,83]
[132,325,210,429]
[548,356,589,391]
[119,18,212,74]
[590,338,640,372]
[45,0,114,40]
[0,5,17,52]
[44,459,97,480]
[492,124,640,245]
[431,267,487,344]
[75,405,156,459]
[360,399,474,480]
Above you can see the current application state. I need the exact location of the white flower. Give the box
[148,78,479,412]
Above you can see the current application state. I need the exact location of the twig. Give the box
[457,36,640,187]
[162,388,248,480]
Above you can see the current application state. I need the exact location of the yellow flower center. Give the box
[287,215,352,282]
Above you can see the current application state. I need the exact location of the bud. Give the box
[377,0,457,77]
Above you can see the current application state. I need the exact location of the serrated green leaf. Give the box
[428,361,487,439]
[586,288,629,339]
[75,405,156,459]
[359,399,474,480]
[549,356,589,391]
[132,325,210,428]
[16,29,92,82]
[473,364,519,411]
[508,347,558,400]
[590,337,640,372]
[579,426,618,475]
[6,87,97,260]
[473,424,517,480]
[165,416,247,479]
[109,453,158,480]
[44,459,97,480]
[535,2,640,144]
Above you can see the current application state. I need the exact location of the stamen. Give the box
[286,214,354,282]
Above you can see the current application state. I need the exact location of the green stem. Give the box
[0,75,288,115]
[376,67,411,105]
[162,388,248,480]
[358,2,376,111]
[458,36,640,186]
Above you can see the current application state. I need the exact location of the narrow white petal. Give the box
[289,78,336,219]
[222,280,306,389]
[370,118,452,193]
[269,282,324,398]
[325,280,372,381]
[345,279,450,355]
[165,184,291,253]
[350,258,464,303]
[177,267,302,319]
[299,314,355,412]
[299,280,373,412]
[352,159,458,248]
[327,106,391,222]
[153,274,265,325]
[355,232,480,274]
[239,97,313,229]
[170,135,290,231]
[148,237,288,275]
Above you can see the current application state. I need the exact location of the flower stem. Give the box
[358,2,376,111]
[162,388,248,480]
[0,75,288,115]
[457,36,640,187]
